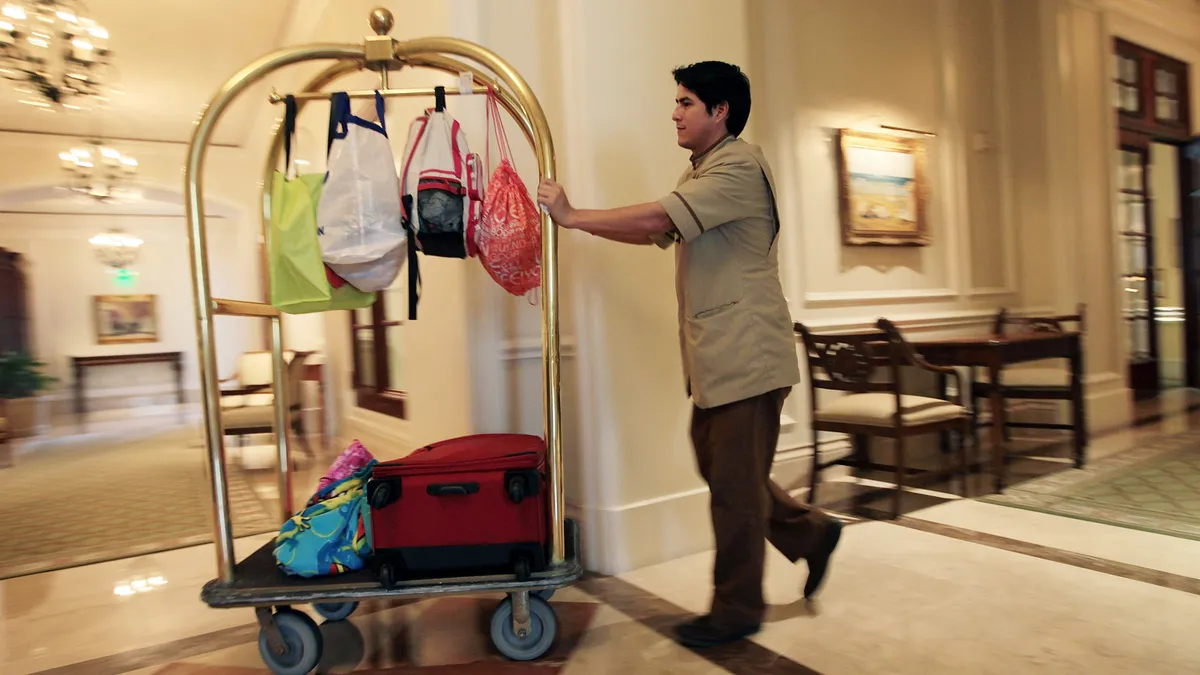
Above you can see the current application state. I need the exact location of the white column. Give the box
[1036,0,1133,433]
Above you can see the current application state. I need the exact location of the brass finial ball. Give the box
[369,8,394,36]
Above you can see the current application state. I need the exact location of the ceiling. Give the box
[0,0,294,147]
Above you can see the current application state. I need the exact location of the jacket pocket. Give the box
[692,299,740,320]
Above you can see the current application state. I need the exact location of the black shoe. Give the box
[804,519,843,599]
[673,615,761,648]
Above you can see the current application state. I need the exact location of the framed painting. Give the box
[835,129,930,246]
[94,294,158,345]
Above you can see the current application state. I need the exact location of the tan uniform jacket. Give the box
[653,136,801,409]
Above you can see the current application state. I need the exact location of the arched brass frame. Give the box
[185,35,563,583]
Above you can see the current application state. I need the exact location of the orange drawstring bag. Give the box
[475,87,541,298]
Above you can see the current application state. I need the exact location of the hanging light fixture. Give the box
[59,138,137,201]
[0,0,114,109]
[88,228,141,269]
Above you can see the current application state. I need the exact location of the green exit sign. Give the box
[112,268,137,288]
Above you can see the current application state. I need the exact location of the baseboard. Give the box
[43,387,201,417]
[770,438,852,491]
[566,438,851,575]
[1086,378,1132,436]
[501,337,577,361]
[974,371,1131,438]
[566,486,713,575]
[334,406,413,461]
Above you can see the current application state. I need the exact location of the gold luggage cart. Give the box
[184,9,581,673]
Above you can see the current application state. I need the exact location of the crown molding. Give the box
[0,128,241,149]
[1096,0,1200,43]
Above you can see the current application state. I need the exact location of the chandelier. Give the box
[88,228,141,269]
[0,0,113,108]
[60,139,137,201]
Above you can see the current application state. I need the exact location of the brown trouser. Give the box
[690,386,832,627]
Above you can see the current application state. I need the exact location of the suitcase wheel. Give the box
[514,556,531,582]
[490,594,558,661]
[505,470,540,504]
[368,479,400,510]
[507,478,525,504]
[375,556,405,590]
[379,562,398,589]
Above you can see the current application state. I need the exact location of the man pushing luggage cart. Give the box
[537,60,844,649]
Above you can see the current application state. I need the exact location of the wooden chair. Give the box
[972,304,1087,466]
[795,318,971,519]
[219,350,316,460]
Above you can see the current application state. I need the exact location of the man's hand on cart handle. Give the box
[537,179,577,227]
[537,179,673,246]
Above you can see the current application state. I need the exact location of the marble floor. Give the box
[4,395,1200,674]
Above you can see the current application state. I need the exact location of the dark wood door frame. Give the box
[1117,137,1160,399]
[1182,138,1200,388]
[1113,37,1193,397]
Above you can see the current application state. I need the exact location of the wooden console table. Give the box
[913,332,1083,492]
[71,352,185,417]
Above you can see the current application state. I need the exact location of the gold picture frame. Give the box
[94,294,158,345]
[835,129,930,246]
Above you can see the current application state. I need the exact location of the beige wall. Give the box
[0,133,260,418]
[308,0,1200,574]
[8,0,1192,574]
[426,0,1142,573]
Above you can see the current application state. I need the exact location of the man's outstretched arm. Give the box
[592,230,657,246]
[537,180,675,246]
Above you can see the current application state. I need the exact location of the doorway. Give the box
[1113,38,1194,400]
[1150,142,1185,390]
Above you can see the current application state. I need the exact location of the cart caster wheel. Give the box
[313,601,358,622]
[257,609,323,675]
[490,594,557,661]
[535,588,555,601]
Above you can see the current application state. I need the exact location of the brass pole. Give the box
[212,298,281,317]
[261,60,363,529]
[269,85,489,102]
[269,314,291,523]
[186,43,366,583]
[394,37,564,565]
[266,58,536,149]
[400,52,537,148]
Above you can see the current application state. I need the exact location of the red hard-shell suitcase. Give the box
[366,433,548,586]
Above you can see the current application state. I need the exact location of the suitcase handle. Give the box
[426,482,480,496]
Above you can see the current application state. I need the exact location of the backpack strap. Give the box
[399,113,430,214]
[326,91,350,156]
[403,195,421,320]
[373,90,387,135]
[283,94,297,177]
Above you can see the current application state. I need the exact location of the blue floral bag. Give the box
[273,459,377,577]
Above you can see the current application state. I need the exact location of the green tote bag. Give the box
[268,95,375,314]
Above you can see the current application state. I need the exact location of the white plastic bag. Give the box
[317,91,407,291]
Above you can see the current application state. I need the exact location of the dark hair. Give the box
[672,61,751,137]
